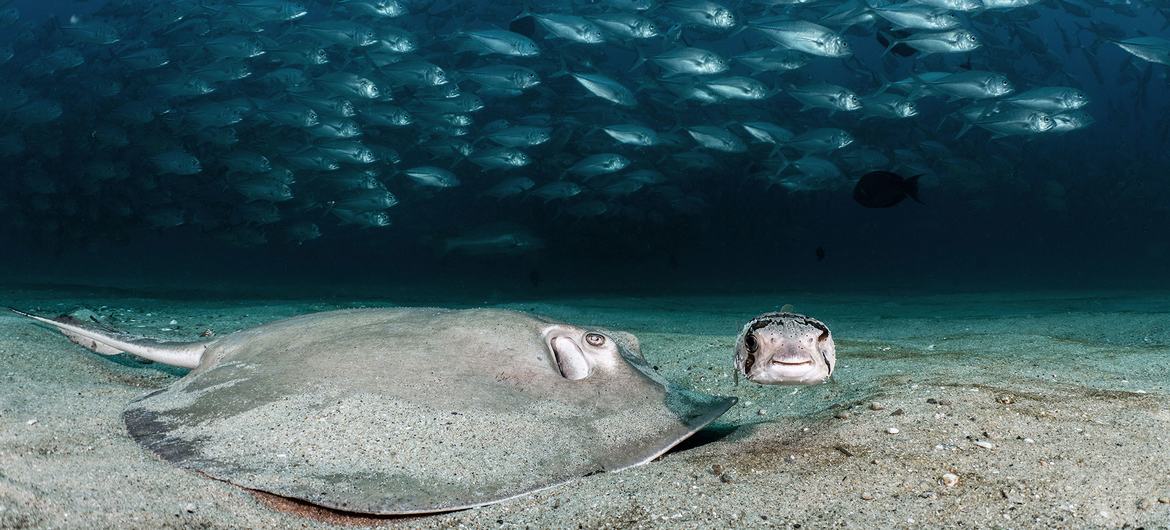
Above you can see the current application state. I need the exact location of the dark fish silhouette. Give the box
[853,171,923,208]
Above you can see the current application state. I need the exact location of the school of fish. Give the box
[0,0,1159,253]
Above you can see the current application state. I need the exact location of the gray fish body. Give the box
[464,65,541,91]
[784,128,853,153]
[750,18,850,57]
[570,72,636,106]
[1002,87,1089,112]
[483,126,552,147]
[568,153,631,177]
[334,189,399,211]
[530,13,606,44]
[973,108,1055,137]
[665,0,736,29]
[485,177,537,198]
[152,150,202,175]
[893,29,981,55]
[741,122,794,144]
[1113,37,1170,66]
[871,5,959,30]
[919,70,1013,99]
[463,30,541,57]
[403,166,460,188]
[702,76,770,100]
[233,179,294,202]
[603,124,660,146]
[734,48,809,72]
[687,126,746,152]
[649,47,729,77]
[588,13,660,39]
[469,147,530,170]
[1050,110,1093,133]
[861,93,918,119]
[788,82,862,112]
[911,0,982,11]
[444,224,544,255]
[533,181,583,201]
[332,209,391,227]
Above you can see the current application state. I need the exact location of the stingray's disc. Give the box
[123,308,735,514]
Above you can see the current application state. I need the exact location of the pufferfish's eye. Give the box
[744,332,759,353]
[585,332,607,347]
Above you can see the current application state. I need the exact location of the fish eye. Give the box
[585,332,606,347]
[744,332,759,353]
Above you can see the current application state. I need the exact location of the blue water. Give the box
[0,0,1167,292]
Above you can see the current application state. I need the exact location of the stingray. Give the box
[11,307,735,515]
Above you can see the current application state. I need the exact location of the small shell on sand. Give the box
[861,492,875,501]
[973,440,995,449]
[887,427,899,434]
[941,473,959,488]
[25,419,37,426]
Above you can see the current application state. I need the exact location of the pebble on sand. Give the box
[941,473,959,488]
[835,412,849,419]
[25,418,37,426]
[887,427,900,434]
[869,402,885,411]
[861,493,875,501]
[973,440,995,449]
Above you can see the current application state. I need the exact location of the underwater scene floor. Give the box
[1,286,1168,529]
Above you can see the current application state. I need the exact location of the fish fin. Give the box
[628,46,647,72]
[9,308,208,369]
[954,122,972,139]
[511,1,534,23]
[905,175,924,204]
[879,31,900,57]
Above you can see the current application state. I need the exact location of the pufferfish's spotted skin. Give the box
[735,312,836,385]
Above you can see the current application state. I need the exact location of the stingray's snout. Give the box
[550,335,590,380]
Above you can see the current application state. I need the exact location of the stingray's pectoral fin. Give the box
[9,308,209,369]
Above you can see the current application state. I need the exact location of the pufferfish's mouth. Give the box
[771,358,813,366]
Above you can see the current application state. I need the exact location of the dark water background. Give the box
[2,0,1168,295]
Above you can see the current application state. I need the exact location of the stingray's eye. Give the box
[585,332,607,347]
[744,332,759,353]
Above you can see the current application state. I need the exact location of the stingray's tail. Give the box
[8,308,209,369]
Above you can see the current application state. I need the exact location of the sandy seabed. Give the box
[1,286,1168,529]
